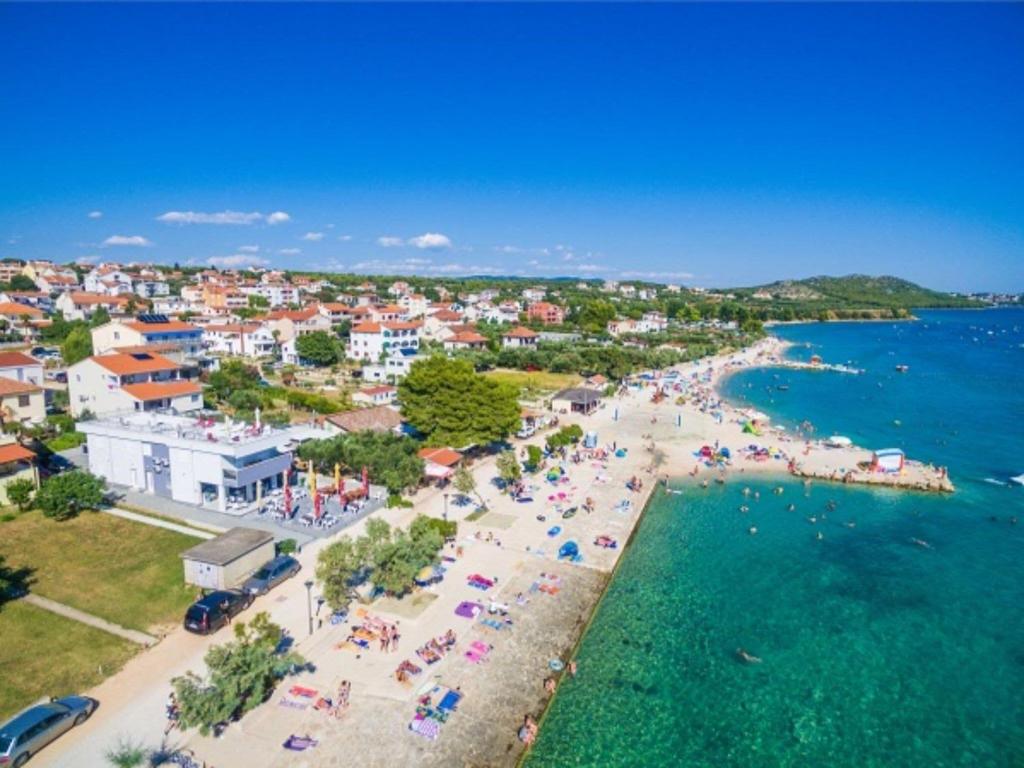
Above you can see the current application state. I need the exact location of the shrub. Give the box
[5,478,35,511]
[36,470,105,521]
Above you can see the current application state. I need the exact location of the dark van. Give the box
[183,590,253,635]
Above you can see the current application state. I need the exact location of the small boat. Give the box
[895,365,909,373]
[1009,474,1024,487]
[777,384,790,391]
[561,507,578,520]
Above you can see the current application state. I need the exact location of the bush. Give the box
[44,431,86,452]
[5,478,35,511]
[387,494,413,509]
[36,470,105,521]
[277,538,298,555]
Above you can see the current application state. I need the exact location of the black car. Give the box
[183,590,253,635]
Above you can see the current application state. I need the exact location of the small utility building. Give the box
[551,388,602,415]
[181,527,275,590]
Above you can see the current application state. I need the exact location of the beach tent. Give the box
[871,448,905,473]
[558,541,579,560]
[825,436,852,448]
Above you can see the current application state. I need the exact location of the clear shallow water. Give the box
[527,309,1024,767]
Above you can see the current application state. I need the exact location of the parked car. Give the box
[41,454,74,475]
[183,590,253,635]
[0,696,95,766]
[242,555,301,596]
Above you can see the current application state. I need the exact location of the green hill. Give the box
[738,275,979,309]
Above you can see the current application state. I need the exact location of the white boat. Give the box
[1010,474,1024,487]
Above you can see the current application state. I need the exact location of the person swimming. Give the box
[749,526,758,535]
[787,503,796,512]
[739,505,749,513]
[816,531,824,541]
[736,648,762,664]
[844,521,856,529]
[910,538,933,549]
[807,516,817,524]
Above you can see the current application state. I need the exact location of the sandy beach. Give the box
[36,337,953,768]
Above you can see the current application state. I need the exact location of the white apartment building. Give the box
[55,292,132,321]
[241,282,299,307]
[68,351,202,417]
[362,350,421,382]
[0,351,44,386]
[203,323,277,359]
[92,318,204,357]
[78,411,302,511]
[347,320,421,361]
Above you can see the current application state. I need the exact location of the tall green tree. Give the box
[88,306,111,328]
[295,330,340,366]
[453,465,485,508]
[297,431,424,494]
[36,470,105,521]
[398,356,520,447]
[61,325,93,365]
[496,450,521,484]
[172,613,304,736]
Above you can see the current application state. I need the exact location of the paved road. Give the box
[21,594,157,646]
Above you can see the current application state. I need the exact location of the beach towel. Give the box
[439,690,462,712]
[283,735,318,751]
[455,601,483,619]
[278,698,309,710]
[289,685,318,699]
[412,715,441,741]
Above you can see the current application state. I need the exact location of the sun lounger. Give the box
[455,601,483,619]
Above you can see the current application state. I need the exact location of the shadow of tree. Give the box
[0,554,35,608]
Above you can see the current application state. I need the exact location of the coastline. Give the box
[40,336,955,768]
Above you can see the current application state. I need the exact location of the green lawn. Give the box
[0,600,137,720]
[0,511,200,633]
[483,369,581,397]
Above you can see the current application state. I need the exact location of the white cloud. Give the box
[377,236,404,248]
[278,247,301,256]
[337,235,353,242]
[302,232,325,242]
[618,269,695,280]
[156,210,292,226]
[102,235,152,247]
[87,211,103,219]
[207,254,270,268]
[578,263,610,273]
[237,245,260,253]
[408,232,452,250]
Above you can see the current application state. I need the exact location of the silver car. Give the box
[0,696,95,766]
[241,555,301,596]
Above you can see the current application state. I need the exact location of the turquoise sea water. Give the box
[527,309,1024,767]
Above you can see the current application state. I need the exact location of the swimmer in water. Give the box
[736,648,762,664]
[749,526,758,535]
[807,516,817,524]
[844,521,856,529]
[742,487,751,496]
[739,505,749,513]
[816,531,824,541]
[910,538,933,550]
[787,503,796,512]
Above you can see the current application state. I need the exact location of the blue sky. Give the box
[1,3,1022,291]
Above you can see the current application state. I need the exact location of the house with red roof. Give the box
[68,351,201,417]
[502,326,539,348]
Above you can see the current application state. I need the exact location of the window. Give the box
[18,394,30,407]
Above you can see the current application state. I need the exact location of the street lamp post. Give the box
[443,492,449,522]
[304,579,314,636]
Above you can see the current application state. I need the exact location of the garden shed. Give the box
[181,527,275,590]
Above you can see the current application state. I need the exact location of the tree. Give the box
[8,274,36,292]
[206,360,260,401]
[453,465,485,508]
[5,477,35,511]
[576,299,617,332]
[316,537,364,610]
[89,306,111,328]
[398,356,520,447]
[36,470,105,521]
[297,431,424,495]
[295,331,339,366]
[172,613,304,736]
[496,450,521,484]
[248,294,269,309]
[61,325,93,365]
[526,445,543,471]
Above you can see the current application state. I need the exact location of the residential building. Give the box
[521,287,546,302]
[133,278,170,297]
[77,411,301,511]
[203,285,249,312]
[242,281,299,307]
[0,261,25,284]
[84,267,134,295]
[68,351,201,417]
[92,318,204,357]
[0,438,39,505]
[352,385,397,407]
[0,377,45,425]
[443,330,488,351]
[267,308,333,344]
[203,323,277,359]
[0,352,44,387]
[55,291,132,321]
[398,293,429,318]
[361,350,421,382]
[417,447,462,481]
[502,327,539,348]
[324,405,402,435]
[387,280,411,297]
[35,273,79,293]
[526,301,565,325]
[347,320,421,361]
[0,302,45,339]
[368,303,407,323]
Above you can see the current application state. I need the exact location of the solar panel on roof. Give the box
[130,353,154,360]
[137,313,169,324]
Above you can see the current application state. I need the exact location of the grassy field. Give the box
[0,511,200,633]
[0,600,138,720]
[482,369,581,397]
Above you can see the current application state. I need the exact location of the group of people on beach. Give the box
[379,622,401,653]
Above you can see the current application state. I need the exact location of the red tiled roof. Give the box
[69,292,132,305]
[432,309,462,322]
[504,326,538,338]
[121,381,202,401]
[418,447,462,467]
[0,302,43,317]
[0,378,41,396]
[90,352,181,376]
[0,443,36,463]
[448,331,487,344]
[0,352,40,367]
[358,385,396,396]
